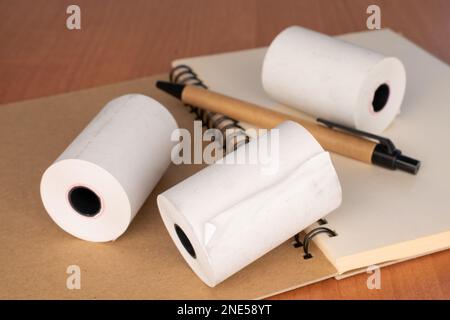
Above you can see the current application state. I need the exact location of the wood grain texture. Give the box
[0,0,449,299]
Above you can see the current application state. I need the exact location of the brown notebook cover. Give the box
[0,74,338,299]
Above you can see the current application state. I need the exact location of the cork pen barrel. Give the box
[182,85,376,164]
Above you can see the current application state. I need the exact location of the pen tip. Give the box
[156,81,184,100]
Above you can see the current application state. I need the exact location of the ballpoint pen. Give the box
[156,81,420,174]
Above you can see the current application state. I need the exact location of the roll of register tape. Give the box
[262,26,406,133]
[40,94,177,242]
[157,121,342,287]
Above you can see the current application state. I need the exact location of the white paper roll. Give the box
[157,121,342,287]
[262,26,406,133]
[40,94,177,242]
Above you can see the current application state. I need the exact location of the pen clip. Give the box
[316,118,399,155]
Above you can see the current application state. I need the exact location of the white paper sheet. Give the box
[262,26,406,133]
[40,94,177,242]
[171,29,450,275]
[157,121,342,287]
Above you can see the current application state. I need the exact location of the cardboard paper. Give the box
[0,75,337,299]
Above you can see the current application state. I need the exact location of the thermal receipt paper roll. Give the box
[157,121,342,287]
[40,94,177,242]
[262,26,406,133]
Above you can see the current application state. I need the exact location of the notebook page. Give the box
[172,29,450,273]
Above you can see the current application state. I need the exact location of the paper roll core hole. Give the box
[372,83,390,113]
[68,186,101,217]
[174,224,196,259]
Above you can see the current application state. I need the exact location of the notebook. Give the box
[171,29,450,276]
[1,29,448,300]
[0,74,338,299]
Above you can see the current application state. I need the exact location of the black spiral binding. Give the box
[293,219,337,260]
[169,65,250,152]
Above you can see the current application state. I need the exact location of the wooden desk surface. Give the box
[0,0,449,299]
